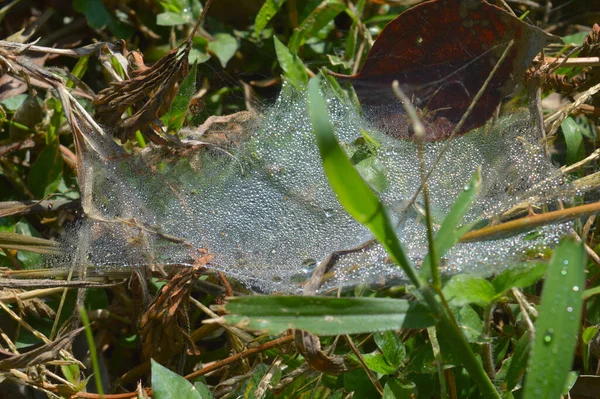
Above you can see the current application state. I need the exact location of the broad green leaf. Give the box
[362,352,398,374]
[28,142,63,198]
[561,117,585,165]
[374,331,405,368]
[442,274,495,307]
[582,326,599,344]
[1,94,27,111]
[383,379,417,399]
[162,62,197,133]
[151,359,202,399]
[455,305,485,343]
[562,31,590,45]
[353,155,388,193]
[344,369,380,398]
[193,382,214,399]
[221,296,434,335]
[421,168,481,281]
[255,0,287,35]
[9,93,43,139]
[491,263,548,297]
[208,33,239,68]
[307,76,419,285]
[274,36,308,88]
[73,0,133,37]
[523,238,586,399]
[157,11,188,26]
[288,0,347,54]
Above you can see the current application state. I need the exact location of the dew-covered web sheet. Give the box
[49,82,571,293]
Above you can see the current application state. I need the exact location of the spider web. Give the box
[48,82,572,293]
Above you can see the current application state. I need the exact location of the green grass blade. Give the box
[523,237,586,399]
[220,296,435,335]
[307,76,421,287]
[420,168,481,281]
[79,307,104,398]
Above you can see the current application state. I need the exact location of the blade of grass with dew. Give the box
[420,167,481,282]
[308,76,501,398]
[307,76,419,286]
[523,237,586,399]
[219,296,434,336]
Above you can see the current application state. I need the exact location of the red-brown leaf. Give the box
[336,0,558,140]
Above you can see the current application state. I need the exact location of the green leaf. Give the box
[9,93,43,139]
[582,326,599,344]
[307,76,419,285]
[73,0,113,29]
[208,33,238,68]
[255,0,287,36]
[353,155,388,193]
[455,305,485,343]
[362,352,398,374]
[221,296,434,336]
[1,94,27,111]
[491,263,548,297]
[442,274,496,307]
[344,369,380,398]
[561,117,585,165]
[162,62,197,133]
[523,238,586,399]
[151,359,202,399]
[193,381,214,399]
[562,31,590,45]
[421,168,481,281]
[157,11,188,26]
[73,0,132,37]
[289,0,347,54]
[500,332,530,393]
[274,36,308,88]
[374,331,405,368]
[383,379,417,399]
[28,142,63,198]
[244,363,269,399]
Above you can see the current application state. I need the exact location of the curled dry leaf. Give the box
[138,252,213,366]
[93,43,191,144]
[0,326,84,371]
[331,0,558,140]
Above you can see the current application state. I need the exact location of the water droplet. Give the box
[561,267,568,276]
[543,329,554,344]
[573,286,579,292]
[567,306,573,312]
[563,259,569,265]
[323,208,335,218]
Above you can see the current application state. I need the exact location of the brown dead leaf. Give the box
[0,326,84,371]
[138,252,213,366]
[93,44,191,144]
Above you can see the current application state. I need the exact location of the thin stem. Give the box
[79,307,104,398]
[398,40,515,227]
